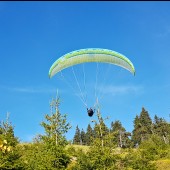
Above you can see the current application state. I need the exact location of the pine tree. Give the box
[86,124,94,146]
[153,115,170,144]
[132,107,153,146]
[80,129,86,145]
[110,120,131,148]
[40,97,71,146]
[29,96,71,169]
[0,112,24,169]
[73,125,81,145]
[93,118,109,140]
[93,118,109,139]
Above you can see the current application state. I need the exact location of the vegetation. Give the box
[1,98,170,169]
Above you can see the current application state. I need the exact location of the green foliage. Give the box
[2,103,170,170]
[132,107,153,146]
[80,129,86,145]
[124,148,157,170]
[110,120,131,148]
[85,124,94,146]
[40,97,71,146]
[0,113,24,169]
[139,134,169,160]
[0,113,19,147]
[153,115,170,144]
[20,142,70,170]
[93,117,109,139]
[72,144,117,170]
[20,96,71,169]
[71,107,165,170]
[73,125,81,145]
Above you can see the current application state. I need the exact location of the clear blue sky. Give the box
[0,2,170,142]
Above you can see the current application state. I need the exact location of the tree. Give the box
[0,112,24,169]
[124,148,157,170]
[93,118,109,140]
[85,124,94,146]
[40,97,71,146]
[110,120,131,148]
[132,107,153,146]
[22,96,71,169]
[80,129,86,145]
[139,134,169,161]
[92,106,109,147]
[73,126,81,145]
[153,115,170,144]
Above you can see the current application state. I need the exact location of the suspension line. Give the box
[71,66,88,108]
[59,71,87,107]
[94,62,99,106]
[83,63,87,106]
[97,63,112,102]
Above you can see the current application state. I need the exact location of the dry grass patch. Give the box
[154,159,170,170]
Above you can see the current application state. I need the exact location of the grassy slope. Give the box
[67,145,170,170]
[66,144,90,153]
[19,143,170,169]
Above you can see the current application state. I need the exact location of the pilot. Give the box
[87,107,95,117]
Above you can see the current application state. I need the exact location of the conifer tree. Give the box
[80,129,86,145]
[132,107,152,146]
[24,96,71,169]
[93,118,109,140]
[86,124,94,146]
[153,115,170,144]
[0,112,23,169]
[40,97,71,146]
[110,120,131,148]
[73,125,81,145]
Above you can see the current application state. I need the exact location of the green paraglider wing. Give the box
[49,48,135,78]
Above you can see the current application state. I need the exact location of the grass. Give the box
[154,159,170,170]
[66,144,90,153]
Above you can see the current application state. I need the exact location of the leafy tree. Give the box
[132,107,152,146]
[73,125,81,145]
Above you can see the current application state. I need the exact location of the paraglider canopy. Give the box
[49,48,135,78]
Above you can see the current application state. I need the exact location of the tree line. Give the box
[73,107,170,148]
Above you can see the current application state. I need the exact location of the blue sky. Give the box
[0,2,170,142]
